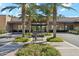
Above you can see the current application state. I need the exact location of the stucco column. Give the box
[64,24,65,30]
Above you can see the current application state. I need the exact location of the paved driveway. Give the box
[57,33,79,47]
[0,33,21,42]
[0,33,22,56]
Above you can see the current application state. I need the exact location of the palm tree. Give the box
[38,3,76,38]
[53,3,76,38]
[1,3,37,37]
[58,14,65,18]
[21,3,26,37]
[53,3,57,38]
[26,4,38,33]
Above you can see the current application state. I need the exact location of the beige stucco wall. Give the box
[0,15,12,32]
[6,15,11,22]
[0,16,6,31]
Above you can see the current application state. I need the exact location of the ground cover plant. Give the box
[16,44,61,56]
[14,37,32,42]
[46,37,63,42]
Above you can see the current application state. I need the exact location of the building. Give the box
[0,15,79,33]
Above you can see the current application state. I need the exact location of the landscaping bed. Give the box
[25,33,32,37]
[0,30,6,34]
[43,33,52,36]
[14,37,32,42]
[69,30,79,35]
[16,44,61,56]
[46,37,63,42]
[25,33,51,37]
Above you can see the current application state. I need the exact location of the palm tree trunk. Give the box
[53,3,57,38]
[46,16,49,33]
[22,4,26,37]
[29,21,31,33]
[29,15,31,33]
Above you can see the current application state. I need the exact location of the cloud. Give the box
[60,3,72,12]
[62,3,72,7]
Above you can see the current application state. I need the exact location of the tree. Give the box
[53,3,76,38]
[38,3,76,38]
[26,4,38,33]
[1,3,28,37]
[21,3,26,37]
[53,3,57,38]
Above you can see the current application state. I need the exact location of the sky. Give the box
[58,3,79,17]
[0,3,79,17]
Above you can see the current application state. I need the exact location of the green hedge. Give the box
[25,33,32,36]
[44,33,51,36]
[25,33,51,37]
[0,30,6,34]
[47,37,63,42]
[14,37,32,42]
[16,44,61,56]
[69,30,79,35]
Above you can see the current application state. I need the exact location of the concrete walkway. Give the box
[1,33,79,56]
[5,41,79,56]
[48,41,79,56]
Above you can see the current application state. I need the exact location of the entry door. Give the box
[31,26,46,32]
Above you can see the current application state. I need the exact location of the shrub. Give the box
[16,44,61,56]
[44,33,51,36]
[47,37,63,42]
[14,37,32,42]
[0,30,6,34]
[25,33,32,36]
[69,30,79,35]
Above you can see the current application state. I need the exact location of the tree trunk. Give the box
[53,3,57,38]
[28,15,31,33]
[22,4,26,37]
[29,21,31,33]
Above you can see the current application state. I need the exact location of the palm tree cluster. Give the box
[1,3,76,38]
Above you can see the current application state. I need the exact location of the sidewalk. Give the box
[48,41,79,56]
[5,41,79,56]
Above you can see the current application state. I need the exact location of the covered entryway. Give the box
[31,23,47,32]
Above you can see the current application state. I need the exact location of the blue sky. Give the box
[0,3,79,17]
[58,3,79,17]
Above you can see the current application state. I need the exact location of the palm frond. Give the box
[1,6,19,12]
[58,3,77,12]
